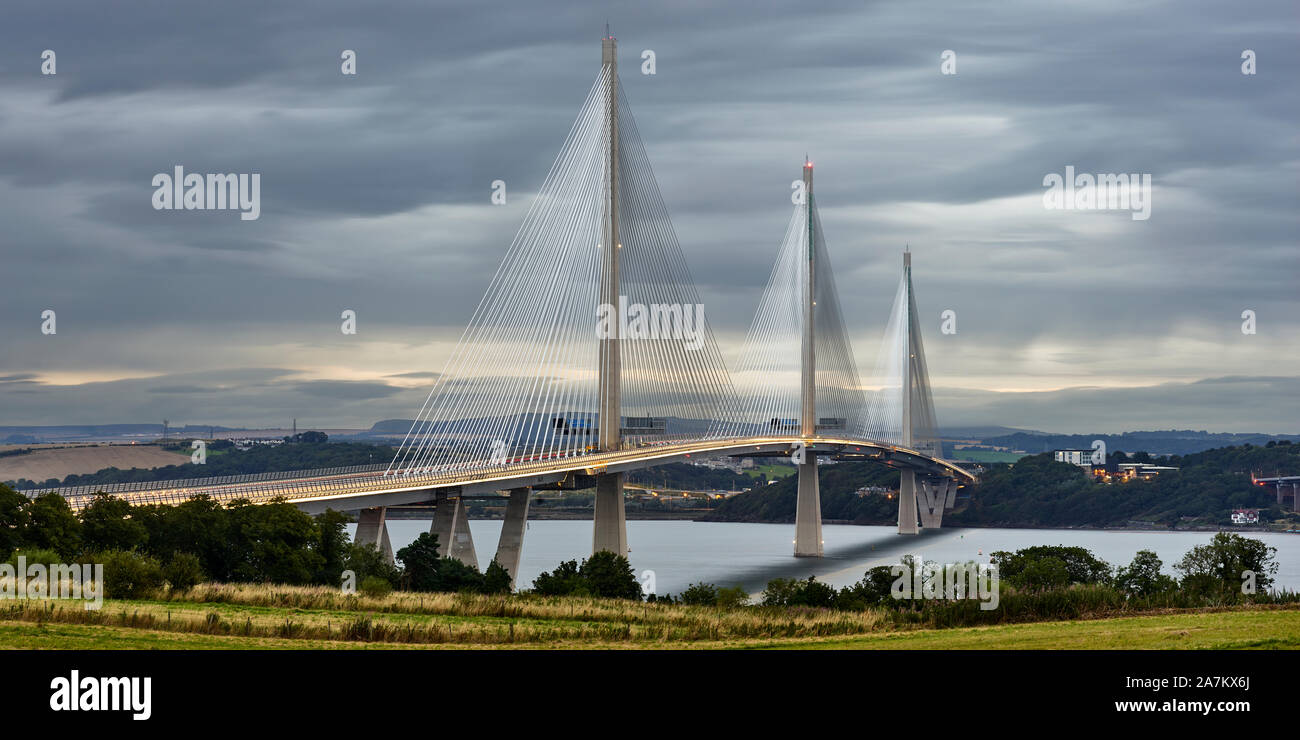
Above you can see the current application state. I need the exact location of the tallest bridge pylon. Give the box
[593,32,625,555]
[389,32,738,559]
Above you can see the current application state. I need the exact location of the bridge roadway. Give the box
[35,436,975,514]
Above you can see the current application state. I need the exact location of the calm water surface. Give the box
[355,520,1300,596]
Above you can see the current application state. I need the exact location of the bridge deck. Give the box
[26,436,975,513]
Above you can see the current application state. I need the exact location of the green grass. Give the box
[0,621,411,650]
[948,449,1028,463]
[743,464,796,480]
[2,586,1296,650]
[3,607,1295,650]
[781,609,1300,649]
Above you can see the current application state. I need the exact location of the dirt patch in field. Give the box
[0,445,189,484]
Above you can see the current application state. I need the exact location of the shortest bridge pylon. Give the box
[916,477,958,529]
[865,250,958,535]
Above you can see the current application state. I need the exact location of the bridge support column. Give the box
[354,506,393,564]
[944,479,958,510]
[1278,484,1285,507]
[917,478,948,529]
[493,487,530,588]
[593,472,627,556]
[431,492,478,569]
[1293,482,1299,513]
[898,470,920,535]
[794,455,823,557]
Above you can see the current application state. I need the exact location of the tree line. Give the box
[0,482,646,601]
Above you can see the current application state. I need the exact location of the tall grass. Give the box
[0,596,889,646]
[890,584,1300,629]
[161,582,890,639]
[4,580,1295,646]
[0,583,891,645]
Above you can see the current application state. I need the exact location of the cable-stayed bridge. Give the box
[28,34,974,583]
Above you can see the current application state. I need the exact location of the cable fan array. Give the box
[712,191,867,439]
[388,68,737,475]
[855,261,940,456]
[388,66,944,477]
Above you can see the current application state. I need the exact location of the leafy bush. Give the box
[395,532,497,594]
[5,547,63,569]
[715,585,750,609]
[162,552,204,592]
[530,552,641,600]
[1114,550,1176,597]
[344,543,403,588]
[396,532,443,591]
[0,484,29,558]
[23,493,82,559]
[482,559,513,594]
[680,582,719,606]
[434,557,488,593]
[578,551,642,600]
[762,576,836,608]
[79,492,148,552]
[96,549,164,599]
[360,576,393,598]
[992,546,1113,589]
[676,583,748,608]
[841,565,897,607]
[532,559,585,596]
[1176,532,1278,600]
[1018,556,1070,591]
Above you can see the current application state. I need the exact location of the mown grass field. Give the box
[1,584,1297,650]
[743,464,797,481]
[0,443,190,483]
[947,449,1028,464]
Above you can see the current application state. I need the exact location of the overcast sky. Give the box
[0,0,1296,434]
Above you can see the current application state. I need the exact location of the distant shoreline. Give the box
[389,508,1291,534]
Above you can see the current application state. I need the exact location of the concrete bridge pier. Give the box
[794,454,823,556]
[593,472,627,556]
[431,491,478,568]
[354,506,393,564]
[493,487,531,587]
[917,478,949,529]
[898,470,920,535]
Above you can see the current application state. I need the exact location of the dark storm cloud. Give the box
[0,0,1295,431]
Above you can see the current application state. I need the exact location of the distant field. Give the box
[0,444,189,484]
[948,449,1027,463]
[743,464,797,480]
